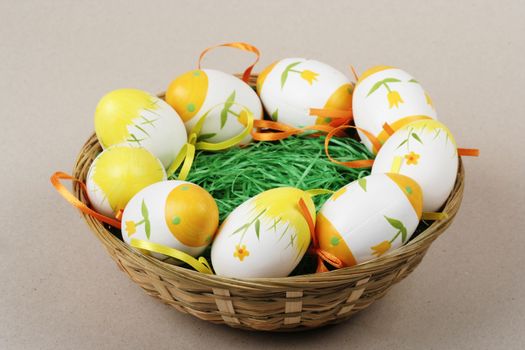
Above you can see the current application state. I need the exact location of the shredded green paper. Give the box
[169,135,374,222]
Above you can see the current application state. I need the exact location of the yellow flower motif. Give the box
[371,240,392,257]
[300,70,319,85]
[234,244,250,261]
[425,92,434,108]
[237,110,248,126]
[125,221,136,236]
[387,90,404,108]
[404,151,420,165]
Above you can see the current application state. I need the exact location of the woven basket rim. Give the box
[72,130,464,287]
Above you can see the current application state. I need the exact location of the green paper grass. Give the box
[170,135,374,222]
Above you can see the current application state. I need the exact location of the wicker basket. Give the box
[71,76,464,332]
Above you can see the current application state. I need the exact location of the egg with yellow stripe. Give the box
[257,58,353,127]
[372,119,458,212]
[165,69,263,144]
[211,187,315,278]
[86,145,167,217]
[121,180,219,261]
[316,173,422,267]
[94,89,187,168]
[353,66,437,153]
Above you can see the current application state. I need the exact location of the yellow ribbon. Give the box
[390,156,403,174]
[130,238,214,274]
[167,103,255,179]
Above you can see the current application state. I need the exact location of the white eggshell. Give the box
[211,187,314,278]
[316,173,423,266]
[95,89,187,168]
[86,145,167,217]
[257,58,353,127]
[121,180,219,261]
[167,69,263,145]
[372,119,458,212]
[353,67,437,152]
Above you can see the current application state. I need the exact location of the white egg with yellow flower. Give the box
[257,58,353,127]
[372,119,458,212]
[316,173,423,268]
[165,69,262,144]
[353,66,437,153]
[211,187,315,278]
[94,89,187,168]
[86,145,167,217]
[121,180,219,261]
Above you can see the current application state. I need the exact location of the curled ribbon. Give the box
[167,103,255,179]
[308,108,354,127]
[198,42,260,83]
[251,119,336,141]
[324,125,377,168]
[50,172,122,229]
[130,238,213,274]
[297,197,344,273]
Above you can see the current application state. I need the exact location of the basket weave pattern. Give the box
[72,78,464,331]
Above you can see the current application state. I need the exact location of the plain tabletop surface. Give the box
[2,1,524,349]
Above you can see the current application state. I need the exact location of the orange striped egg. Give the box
[353,66,437,153]
[257,58,353,127]
[121,180,219,261]
[316,173,422,267]
[165,69,262,145]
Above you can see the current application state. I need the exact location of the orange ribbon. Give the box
[458,148,480,157]
[198,42,260,83]
[324,125,377,168]
[297,198,344,273]
[382,122,395,136]
[251,119,336,141]
[50,172,122,229]
[308,108,354,127]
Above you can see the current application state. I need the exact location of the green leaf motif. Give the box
[197,133,216,142]
[384,216,408,243]
[280,61,301,89]
[220,91,236,129]
[141,200,149,219]
[367,80,384,97]
[358,177,367,191]
[271,108,279,121]
[381,78,401,83]
[145,220,151,240]
[255,219,261,240]
[408,78,419,83]
[411,133,423,144]
[396,139,408,149]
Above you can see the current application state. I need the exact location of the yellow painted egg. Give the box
[121,180,219,261]
[257,58,353,127]
[94,89,187,168]
[372,119,458,212]
[316,173,422,267]
[211,187,315,278]
[165,69,263,144]
[353,66,437,153]
[86,145,166,217]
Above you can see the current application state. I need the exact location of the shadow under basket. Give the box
[73,99,464,332]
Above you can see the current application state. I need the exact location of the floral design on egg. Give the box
[218,90,247,129]
[125,199,151,238]
[371,216,408,257]
[234,244,250,261]
[366,78,404,109]
[280,61,319,88]
[405,151,420,165]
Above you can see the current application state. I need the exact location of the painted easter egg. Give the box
[165,69,263,144]
[372,119,458,212]
[86,145,167,217]
[316,173,422,267]
[257,58,353,127]
[353,66,437,153]
[211,187,315,278]
[121,180,219,261]
[94,89,187,168]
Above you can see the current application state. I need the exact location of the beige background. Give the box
[1,0,524,349]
